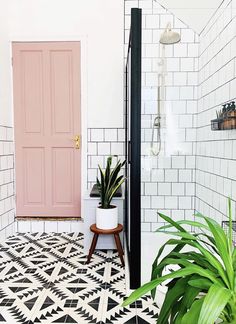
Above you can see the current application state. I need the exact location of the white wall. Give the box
[0,0,124,128]
[157,0,224,34]
[0,4,12,126]
[196,0,236,222]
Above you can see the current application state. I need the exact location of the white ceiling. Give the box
[157,0,224,34]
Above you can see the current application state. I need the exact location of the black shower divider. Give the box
[125,8,142,289]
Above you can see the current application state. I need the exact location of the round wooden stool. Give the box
[86,224,124,266]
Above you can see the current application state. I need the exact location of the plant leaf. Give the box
[123,265,219,307]
[228,198,233,255]
[158,213,187,232]
[151,238,189,298]
[170,251,218,274]
[156,230,198,241]
[232,247,236,271]
[158,220,209,232]
[188,277,212,290]
[153,230,229,288]
[107,178,125,206]
[97,157,125,208]
[174,285,201,324]
[181,298,204,324]
[156,277,189,324]
[198,284,232,324]
[105,156,112,187]
[98,165,105,207]
[196,213,234,289]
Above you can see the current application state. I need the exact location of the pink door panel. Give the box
[23,148,45,206]
[13,42,81,217]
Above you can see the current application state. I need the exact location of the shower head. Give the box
[159,22,181,45]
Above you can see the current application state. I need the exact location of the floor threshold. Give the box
[16,217,82,221]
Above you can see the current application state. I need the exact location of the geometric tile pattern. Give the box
[0,233,159,323]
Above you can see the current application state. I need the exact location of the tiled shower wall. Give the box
[125,0,199,231]
[195,0,236,222]
[0,126,15,239]
[87,128,125,189]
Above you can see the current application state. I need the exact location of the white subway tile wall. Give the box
[125,0,198,231]
[0,126,15,240]
[87,128,125,189]
[196,0,236,223]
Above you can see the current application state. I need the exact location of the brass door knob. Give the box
[73,135,81,149]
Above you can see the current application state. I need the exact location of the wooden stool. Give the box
[86,224,124,266]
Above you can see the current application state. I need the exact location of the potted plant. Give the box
[96,156,126,230]
[123,199,236,324]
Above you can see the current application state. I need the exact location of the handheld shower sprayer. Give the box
[150,23,181,156]
[150,82,162,156]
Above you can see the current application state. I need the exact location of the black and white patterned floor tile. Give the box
[0,232,159,324]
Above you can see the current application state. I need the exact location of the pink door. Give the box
[12,42,81,218]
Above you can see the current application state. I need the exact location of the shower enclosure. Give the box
[125,8,142,289]
[125,4,185,289]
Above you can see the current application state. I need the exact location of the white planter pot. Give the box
[96,205,118,230]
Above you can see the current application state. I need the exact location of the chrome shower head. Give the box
[159,22,181,45]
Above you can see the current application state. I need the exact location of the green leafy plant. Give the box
[96,156,126,209]
[123,198,236,323]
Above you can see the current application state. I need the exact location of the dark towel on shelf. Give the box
[89,184,122,197]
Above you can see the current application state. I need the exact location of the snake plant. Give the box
[96,156,125,209]
[123,198,236,324]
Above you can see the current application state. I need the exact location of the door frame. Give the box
[9,35,88,218]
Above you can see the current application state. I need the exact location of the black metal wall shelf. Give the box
[211,101,236,131]
[211,115,236,130]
